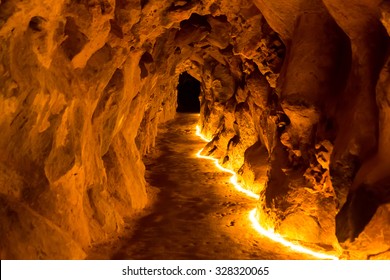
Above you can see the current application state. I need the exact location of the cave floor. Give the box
[88,113,311,260]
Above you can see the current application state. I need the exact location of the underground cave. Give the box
[0,0,390,260]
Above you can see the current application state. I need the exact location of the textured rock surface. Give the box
[0,0,389,259]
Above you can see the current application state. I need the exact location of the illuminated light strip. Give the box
[249,209,339,260]
[195,125,339,260]
[196,149,260,199]
[195,125,212,142]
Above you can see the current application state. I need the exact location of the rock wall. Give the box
[197,0,390,258]
[0,0,185,259]
[0,0,389,259]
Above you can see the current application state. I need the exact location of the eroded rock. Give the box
[0,0,389,259]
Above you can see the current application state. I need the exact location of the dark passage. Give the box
[176,72,201,113]
[98,114,310,260]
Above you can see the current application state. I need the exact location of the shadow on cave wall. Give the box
[336,179,390,243]
[176,72,201,113]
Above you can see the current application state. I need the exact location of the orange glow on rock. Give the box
[196,148,260,199]
[195,125,339,260]
[249,209,339,260]
[195,125,212,142]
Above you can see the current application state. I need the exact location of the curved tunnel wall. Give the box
[0,0,389,259]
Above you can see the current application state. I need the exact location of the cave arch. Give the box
[176,71,201,113]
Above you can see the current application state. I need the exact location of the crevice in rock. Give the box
[28,16,47,32]
[139,51,154,79]
[60,17,89,60]
[140,0,149,9]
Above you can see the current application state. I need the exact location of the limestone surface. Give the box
[0,0,389,259]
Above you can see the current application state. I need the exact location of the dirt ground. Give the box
[88,113,312,259]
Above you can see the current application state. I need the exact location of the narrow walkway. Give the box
[108,114,310,259]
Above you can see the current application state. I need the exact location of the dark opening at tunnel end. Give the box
[176,72,201,113]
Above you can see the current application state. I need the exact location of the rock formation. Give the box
[0,0,389,259]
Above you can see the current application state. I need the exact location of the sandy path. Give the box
[92,113,311,259]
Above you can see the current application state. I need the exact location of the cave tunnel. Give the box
[176,72,201,113]
[1,0,390,262]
